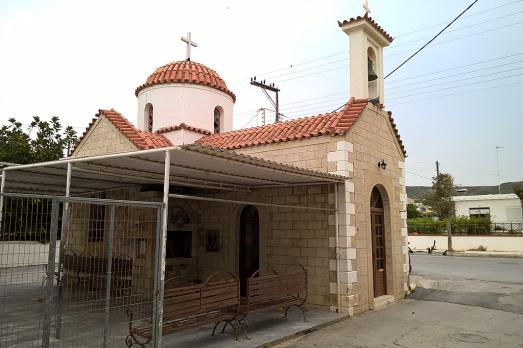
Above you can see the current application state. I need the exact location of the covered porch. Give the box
[0,144,346,347]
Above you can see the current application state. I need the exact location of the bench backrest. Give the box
[162,273,240,321]
[63,253,133,275]
[246,266,307,305]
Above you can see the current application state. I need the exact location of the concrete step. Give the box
[373,295,395,310]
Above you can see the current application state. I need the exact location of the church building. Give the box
[69,13,408,317]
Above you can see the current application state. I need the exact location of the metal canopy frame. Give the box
[0,144,343,195]
[0,144,344,347]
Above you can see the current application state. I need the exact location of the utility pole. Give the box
[496,146,503,194]
[436,160,453,252]
[250,77,281,122]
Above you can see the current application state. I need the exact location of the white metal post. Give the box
[0,170,5,232]
[42,199,59,348]
[334,183,341,313]
[153,150,171,347]
[55,162,72,339]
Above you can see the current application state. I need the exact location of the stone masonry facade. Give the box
[69,104,407,316]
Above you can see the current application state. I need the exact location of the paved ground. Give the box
[275,254,523,348]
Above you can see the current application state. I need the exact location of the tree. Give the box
[424,173,455,219]
[0,116,77,164]
[407,203,421,219]
[424,173,455,251]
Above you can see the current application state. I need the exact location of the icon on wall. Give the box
[206,230,219,252]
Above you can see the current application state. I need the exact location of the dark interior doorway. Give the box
[370,186,387,298]
[239,205,259,296]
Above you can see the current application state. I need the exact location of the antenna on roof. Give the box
[249,77,281,123]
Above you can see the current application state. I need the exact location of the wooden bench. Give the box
[217,265,307,337]
[126,271,245,347]
[244,265,307,319]
[63,251,133,292]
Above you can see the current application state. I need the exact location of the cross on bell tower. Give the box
[181,32,198,61]
[363,0,371,15]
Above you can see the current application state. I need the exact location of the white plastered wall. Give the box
[136,84,234,134]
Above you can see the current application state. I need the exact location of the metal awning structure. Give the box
[0,144,344,195]
[0,143,346,329]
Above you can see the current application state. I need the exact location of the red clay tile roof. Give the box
[135,60,236,101]
[197,98,370,149]
[338,13,393,43]
[156,123,211,136]
[71,109,172,155]
[198,98,406,156]
[387,111,406,156]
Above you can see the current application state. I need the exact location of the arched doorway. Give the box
[239,205,259,296]
[370,186,386,297]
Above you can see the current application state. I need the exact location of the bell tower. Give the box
[339,11,393,104]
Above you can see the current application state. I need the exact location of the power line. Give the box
[439,162,522,180]
[236,20,523,92]
[406,171,434,181]
[386,53,523,85]
[386,20,523,60]
[231,0,523,85]
[391,9,523,50]
[387,79,523,107]
[387,65,523,96]
[385,0,480,79]
[388,72,523,101]
[237,53,523,116]
[395,0,523,38]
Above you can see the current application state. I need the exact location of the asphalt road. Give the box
[411,254,523,284]
[275,254,523,347]
[410,254,523,314]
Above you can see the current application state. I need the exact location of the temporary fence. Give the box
[0,193,163,347]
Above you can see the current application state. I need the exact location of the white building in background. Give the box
[453,194,523,223]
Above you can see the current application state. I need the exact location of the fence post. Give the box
[0,170,5,232]
[152,208,162,346]
[55,162,72,339]
[42,199,59,348]
[103,205,116,348]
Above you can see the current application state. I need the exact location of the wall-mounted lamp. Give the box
[377,160,387,170]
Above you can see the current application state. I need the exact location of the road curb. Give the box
[448,252,523,259]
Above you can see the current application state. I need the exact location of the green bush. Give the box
[407,216,493,235]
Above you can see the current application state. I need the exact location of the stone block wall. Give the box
[72,116,137,157]
[236,137,330,172]
[345,106,407,314]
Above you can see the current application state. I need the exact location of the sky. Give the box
[0,0,522,187]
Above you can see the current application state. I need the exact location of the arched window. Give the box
[144,103,153,132]
[213,107,222,134]
[370,186,384,209]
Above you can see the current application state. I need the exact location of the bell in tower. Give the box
[339,12,393,104]
[368,59,378,82]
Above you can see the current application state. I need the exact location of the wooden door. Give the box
[370,187,386,298]
[371,211,386,297]
[239,205,259,296]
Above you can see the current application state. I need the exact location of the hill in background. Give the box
[407,181,522,201]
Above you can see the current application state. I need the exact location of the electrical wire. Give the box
[231,0,523,85]
[388,72,523,101]
[387,65,523,96]
[385,0,480,79]
[387,79,523,107]
[391,10,523,50]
